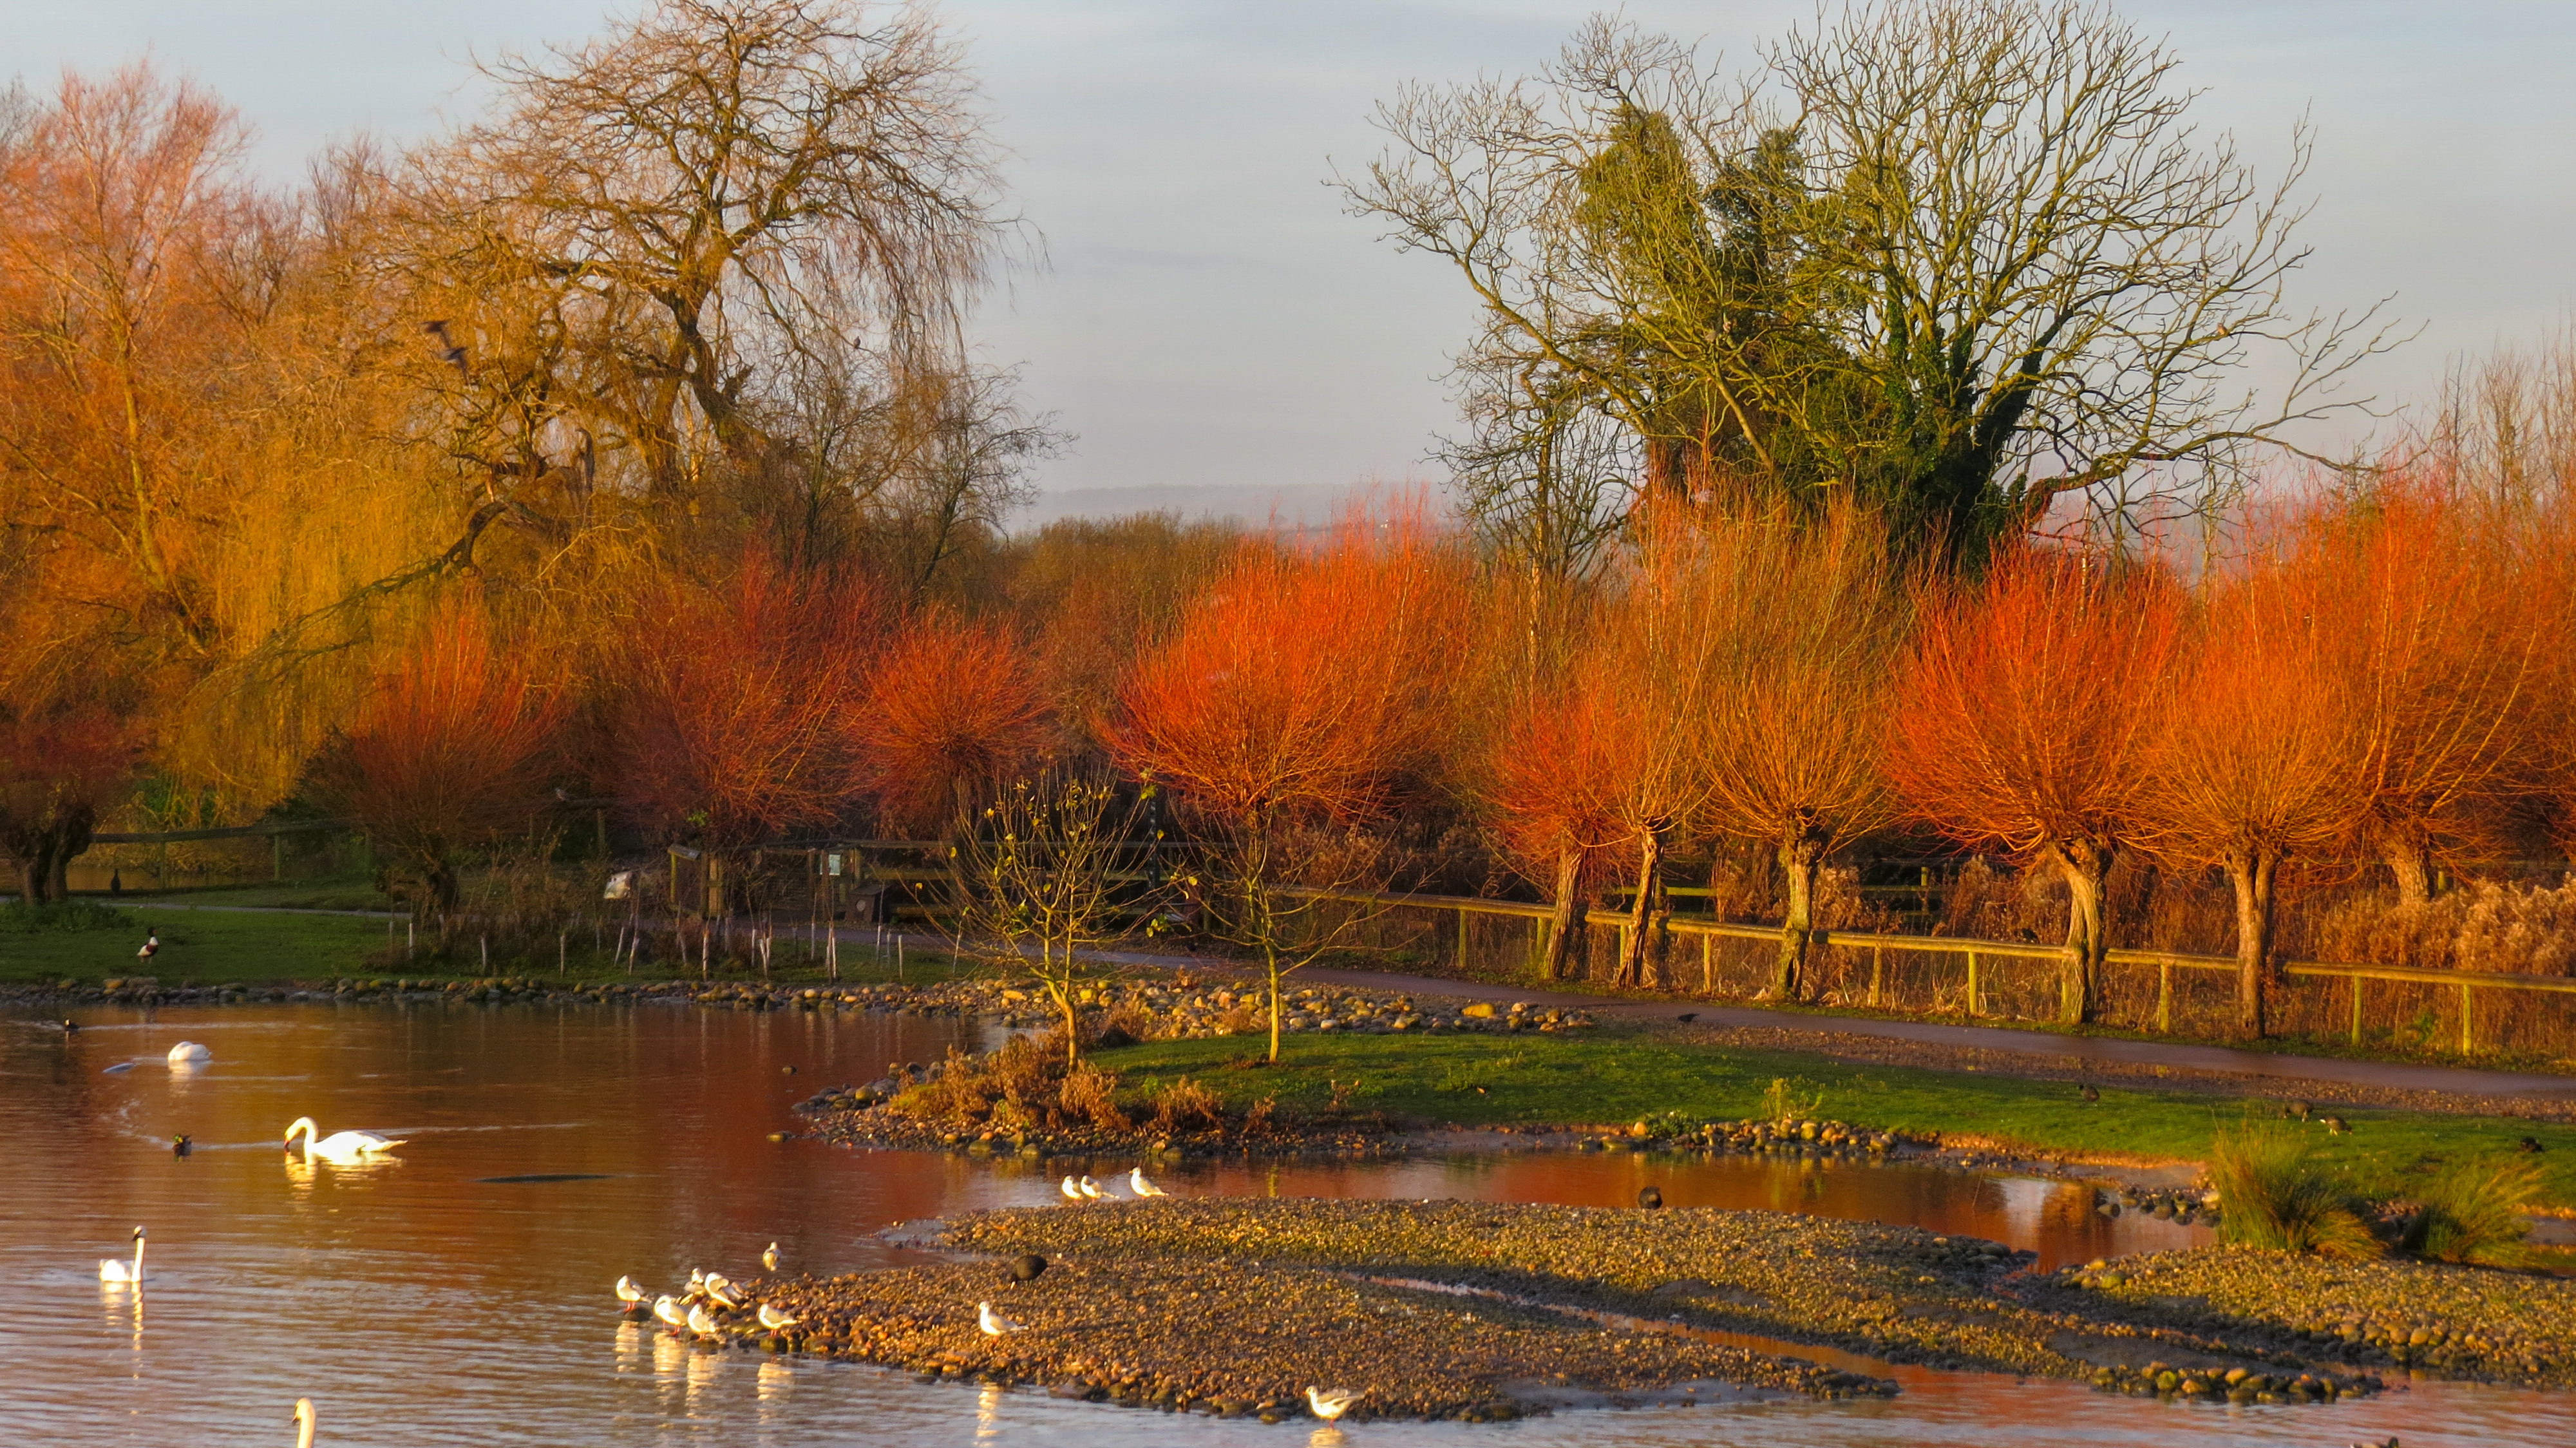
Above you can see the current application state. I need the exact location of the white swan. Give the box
[1129,1168,1170,1197]
[167,1042,212,1067]
[290,1398,316,1448]
[99,1226,145,1284]
[653,1294,687,1329]
[282,1118,405,1164]
[976,1301,1025,1336]
[614,1275,644,1305]
[757,1302,799,1331]
[1307,1386,1359,1421]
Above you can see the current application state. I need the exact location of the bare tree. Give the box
[949,771,1147,1067]
[1343,3,2403,566]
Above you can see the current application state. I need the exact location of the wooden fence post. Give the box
[1964,949,1979,1019]
[2460,980,2474,1054]
[1870,945,1883,1007]
[1457,906,1470,973]
[2350,975,2363,1045]
[2157,960,2173,1034]
[1703,933,1714,994]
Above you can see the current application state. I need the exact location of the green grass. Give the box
[1093,1026,2576,1208]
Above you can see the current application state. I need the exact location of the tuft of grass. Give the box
[2206,1119,2382,1259]
[2396,1156,2544,1266]
[0,899,139,933]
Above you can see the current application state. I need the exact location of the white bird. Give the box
[1128,1168,1170,1197]
[687,1302,724,1337]
[706,1282,744,1310]
[762,1241,780,1272]
[282,1118,404,1164]
[167,1042,212,1066]
[687,1267,708,1297]
[653,1294,688,1330]
[1077,1175,1111,1200]
[615,1275,645,1305]
[138,929,160,961]
[290,1398,316,1448]
[757,1302,800,1331]
[977,1301,1025,1336]
[98,1226,146,1284]
[1307,1386,1360,1421]
[1059,1175,1084,1201]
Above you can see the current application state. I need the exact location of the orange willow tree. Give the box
[1695,507,1908,1002]
[1481,678,1630,980]
[2145,533,2358,1038]
[1883,554,2184,1023]
[853,609,1048,837]
[314,607,565,912]
[614,558,886,911]
[1109,522,1475,1060]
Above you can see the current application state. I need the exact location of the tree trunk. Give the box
[1770,834,1826,1001]
[2224,848,2278,1039]
[2376,827,2436,908]
[1542,847,1588,980]
[1616,821,1669,988]
[2041,837,2112,1025]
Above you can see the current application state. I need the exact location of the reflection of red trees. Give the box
[614,558,886,855]
[1884,555,2184,1022]
[316,607,564,910]
[852,610,1047,837]
[0,703,136,904]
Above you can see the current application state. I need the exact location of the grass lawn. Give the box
[1095,1027,2576,1208]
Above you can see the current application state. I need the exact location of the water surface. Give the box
[5,1001,2566,1447]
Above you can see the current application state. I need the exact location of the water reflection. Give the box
[6,998,2568,1448]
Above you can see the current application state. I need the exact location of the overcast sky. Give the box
[12,2,2573,525]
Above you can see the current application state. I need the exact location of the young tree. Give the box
[1108,522,1472,1060]
[614,558,885,909]
[949,771,1147,1065]
[0,703,136,904]
[1883,554,2184,1022]
[2143,547,2359,1038]
[312,607,565,913]
[851,609,1046,837]
[1695,507,1907,1000]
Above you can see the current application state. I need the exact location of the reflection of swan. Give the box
[283,1118,405,1163]
[757,1303,799,1331]
[99,1226,146,1284]
[653,1295,687,1330]
[167,1042,212,1067]
[291,1398,316,1448]
[1306,1386,1359,1421]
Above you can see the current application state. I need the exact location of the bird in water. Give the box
[977,1301,1025,1336]
[615,1276,645,1306]
[687,1302,724,1338]
[653,1295,688,1330]
[1077,1175,1111,1200]
[137,929,159,961]
[762,1242,780,1272]
[1306,1387,1360,1421]
[290,1398,317,1448]
[167,1042,213,1066]
[1059,1175,1084,1202]
[757,1303,800,1331]
[281,1118,402,1163]
[60,1019,77,1035]
[98,1226,146,1284]
[171,1134,192,1158]
[1128,1168,1170,1197]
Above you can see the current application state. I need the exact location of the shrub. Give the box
[1146,1075,1225,1134]
[2207,1121,2382,1259]
[2395,1156,2543,1266]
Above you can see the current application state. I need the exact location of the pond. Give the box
[6,1000,2568,1447]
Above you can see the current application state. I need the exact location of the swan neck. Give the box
[294,1403,314,1448]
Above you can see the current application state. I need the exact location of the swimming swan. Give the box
[167,1042,213,1066]
[290,1398,316,1448]
[99,1226,145,1284]
[282,1118,405,1163]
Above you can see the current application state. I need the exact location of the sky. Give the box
[9,2,2572,527]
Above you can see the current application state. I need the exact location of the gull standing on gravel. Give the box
[1059,1175,1084,1201]
[687,1302,724,1338]
[1128,1168,1170,1197]
[757,1302,800,1331]
[977,1301,1025,1336]
[1077,1175,1112,1201]
[1307,1387,1360,1421]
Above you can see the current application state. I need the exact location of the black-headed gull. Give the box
[1307,1386,1360,1420]
[977,1301,1025,1335]
[1128,1168,1170,1197]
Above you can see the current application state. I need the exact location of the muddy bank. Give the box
[937,1197,2379,1397]
[658,1256,1887,1422]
